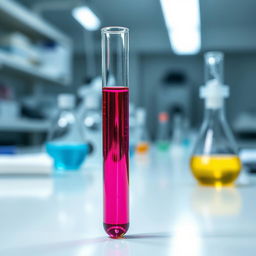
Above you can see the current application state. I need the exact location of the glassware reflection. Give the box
[103,240,130,256]
[53,172,98,234]
[53,172,93,196]
[134,153,151,168]
[191,186,241,216]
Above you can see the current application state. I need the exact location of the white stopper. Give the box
[200,79,229,109]
[58,94,75,109]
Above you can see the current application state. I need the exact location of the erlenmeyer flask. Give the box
[46,94,88,171]
[190,52,242,186]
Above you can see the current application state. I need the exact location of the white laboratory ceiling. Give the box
[19,0,256,53]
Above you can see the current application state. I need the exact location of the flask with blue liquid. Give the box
[46,94,88,171]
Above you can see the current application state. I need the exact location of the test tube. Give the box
[102,27,129,238]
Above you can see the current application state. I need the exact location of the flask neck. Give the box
[204,105,226,121]
[57,108,76,124]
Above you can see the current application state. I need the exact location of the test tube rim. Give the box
[101,26,129,34]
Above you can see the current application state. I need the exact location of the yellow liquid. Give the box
[190,155,241,186]
[136,142,149,154]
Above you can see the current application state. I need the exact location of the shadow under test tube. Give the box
[102,27,129,238]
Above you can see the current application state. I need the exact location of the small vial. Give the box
[136,143,150,153]
[156,112,170,151]
[190,52,242,186]
[135,108,150,154]
[102,27,129,238]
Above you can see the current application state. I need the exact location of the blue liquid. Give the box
[182,138,190,147]
[130,145,135,157]
[46,143,88,171]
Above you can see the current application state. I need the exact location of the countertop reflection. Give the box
[0,150,256,256]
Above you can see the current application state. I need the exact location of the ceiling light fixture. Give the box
[72,6,101,31]
[160,0,201,55]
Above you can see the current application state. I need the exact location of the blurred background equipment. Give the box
[135,108,150,154]
[156,71,191,141]
[46,93,89,171]
[77,76,101,159]
[0,0,255,149]
[190,52,242,186]
[0,0,254,180]
[0,0,72,147]
[156,112,170,151]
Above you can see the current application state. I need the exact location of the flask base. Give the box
[104,223,129,239]
[190,155,241,186]
[197,180,236,187]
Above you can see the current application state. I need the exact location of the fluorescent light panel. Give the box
[72,6,100,31]
[160,0,201,55]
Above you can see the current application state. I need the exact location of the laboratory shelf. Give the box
[0,52,69,86]
[0,0,71,46]
[0,0,72,86]
[0,118,50,132]
[0,148,255,255]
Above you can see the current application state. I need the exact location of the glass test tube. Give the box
[102,27,129,238]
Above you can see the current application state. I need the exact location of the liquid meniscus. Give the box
[190,155,241,186]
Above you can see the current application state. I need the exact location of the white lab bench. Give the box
[0,148,256,256]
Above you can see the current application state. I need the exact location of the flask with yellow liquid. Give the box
[190,52,241,186]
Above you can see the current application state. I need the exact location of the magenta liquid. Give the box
[103,87,129,238]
